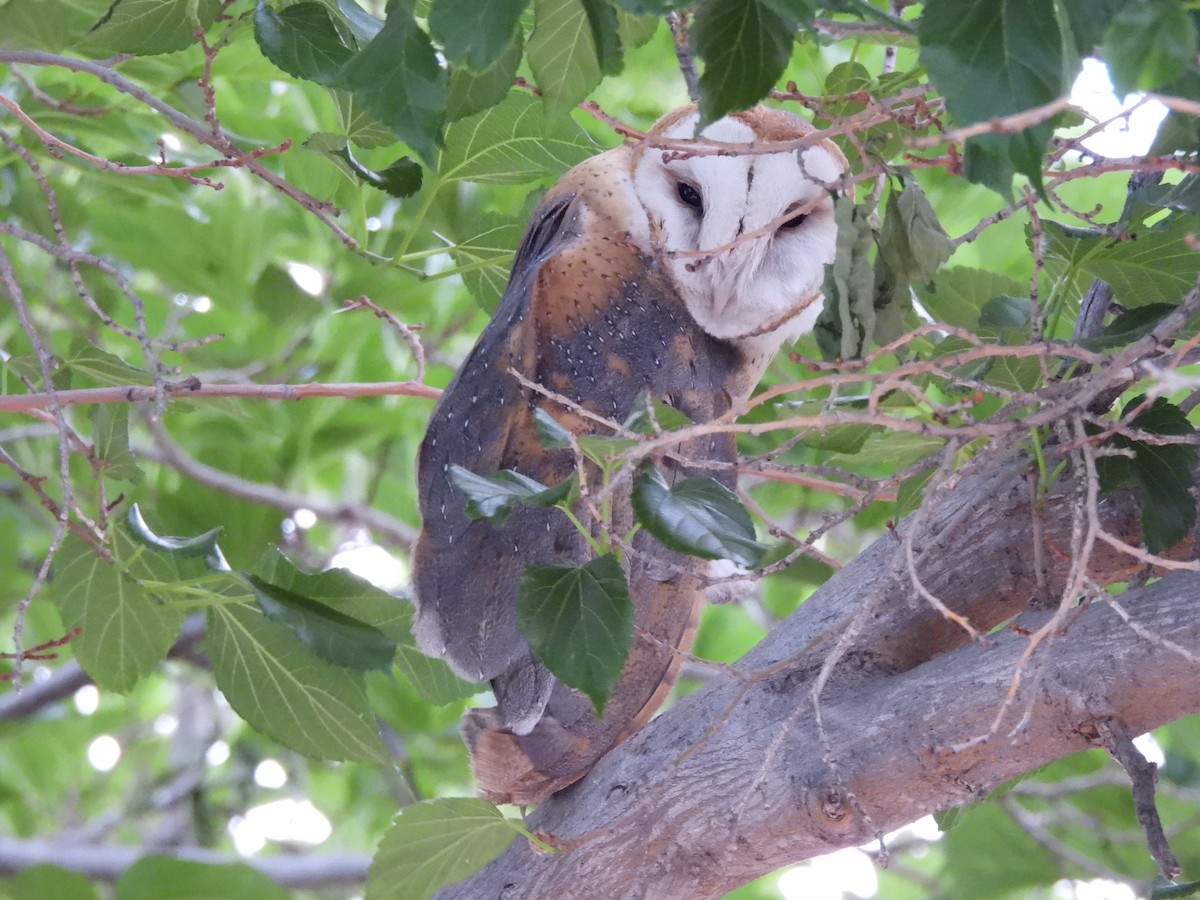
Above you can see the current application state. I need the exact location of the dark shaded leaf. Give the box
[1096,398,1198,554]
[126,503,222,560]
[631,465,768,568]
[338,8,447,164]
[693,0,796,124]
[814,195,876,360]
[581,0,624,75]
[920,0,1078,197]
[517,554,633,714]
[447,35,523,122]
[245,575,397,672]
[533,407,573,448]
[1103,0,1197,95]
[1059,0,1122,53]
[1076,303,1175,351]
[878,176,953,286]
[253,1,354,86]
[428,0,529,72]
[978,295,1031,340]
[448,464,575,526]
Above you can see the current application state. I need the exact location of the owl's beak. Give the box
[709,232,769,318]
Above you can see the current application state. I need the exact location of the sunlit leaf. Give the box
[207,601,390,763]
[366,798,522,900]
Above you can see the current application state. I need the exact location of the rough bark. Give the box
[447,446,1200,898]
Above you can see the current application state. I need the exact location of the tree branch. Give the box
[0,838,370,889]
[449,446,1200,897]
[0,378,440,414]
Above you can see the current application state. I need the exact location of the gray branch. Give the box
[0,838,370,889]
[449,447,1200,898]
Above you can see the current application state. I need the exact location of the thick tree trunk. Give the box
[448,447,1200,898]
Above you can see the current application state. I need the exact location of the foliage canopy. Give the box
[1,0,1199,898]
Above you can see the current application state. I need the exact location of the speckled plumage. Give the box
[411,104,846,804]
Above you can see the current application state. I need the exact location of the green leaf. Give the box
[439,91,595,184]
[448,213,524,310]
[306,133,424,197]
[798,423,879,454]
[64,340,151,387]
[448,464,575,526]
[528,0,603,117]
[896,467,934,518]
[365,798,522,900]
[985,355,1042,392]
[207,601,390,763]
[920,0,1077,197]
[0,0,110,52]
[878,176,953,286]
[91,405,143,484]
[1097,398,1198,554]
[1076,303,1175,351]
[254,549,477,701]
[82,0,222,55]
[693,0,795,124]
[1041,216,1200,308]
[52,533,185,693]
[126,503,223,561]
[393,641,480,705]
[581,0,623,76]
[978,295,1031,340]
[517,554,633,715]
[632,466,768,568]
[253,1,354,86]
[338,8,447,165]
[115,857,288,900]
[607,0,688,13]
[532,406,573,448]
[245,574,397,672]
[447,36,524,122]
[429,0,529,72]
[3,865,99,900]
[1152,877,1200,899]
[814,196,876,360]
[1060,0,1122,52]
[1103,0,1197,95]
[334,0,383,43]
[616,9,659,48]
[253,550,412,641]
[622,392,693,434]
[914,267,1026,331]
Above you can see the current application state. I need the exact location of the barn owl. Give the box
[411,104,846,805]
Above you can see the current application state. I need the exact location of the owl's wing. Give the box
[411,191,586,683]
[412,171,746,803]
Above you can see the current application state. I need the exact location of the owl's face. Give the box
[629,106,846,362]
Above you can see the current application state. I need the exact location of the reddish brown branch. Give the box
[0,378,441,414]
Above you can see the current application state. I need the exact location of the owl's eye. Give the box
[676,181,703,213]
[780,209,807,230]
